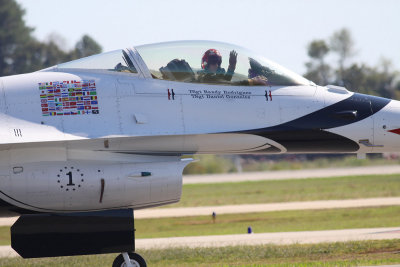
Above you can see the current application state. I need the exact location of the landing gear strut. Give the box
[113,252,147,267]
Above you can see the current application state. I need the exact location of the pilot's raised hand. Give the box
[228,50,237,71]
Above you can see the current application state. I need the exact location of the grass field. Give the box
[135,206,400,238]
[172,174,400,207]
[0,174,399,265]
[0,206,399,245]
[1,240,400,266]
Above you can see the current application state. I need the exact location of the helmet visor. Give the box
[208,55,221,65]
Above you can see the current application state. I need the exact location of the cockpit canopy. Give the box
[136,41,313,86]
[56,41,313,87]
[58,49,137,74]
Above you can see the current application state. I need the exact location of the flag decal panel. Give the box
[38,80,99,116]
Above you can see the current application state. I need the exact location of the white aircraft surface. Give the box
[0,40,399,266]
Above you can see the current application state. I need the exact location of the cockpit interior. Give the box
[57,41,314,87]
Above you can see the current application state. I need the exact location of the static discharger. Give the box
[104,139,109,149]
[128,172,152,178]
[359,139,384,147]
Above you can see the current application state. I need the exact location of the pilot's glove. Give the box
[228,50,237,71]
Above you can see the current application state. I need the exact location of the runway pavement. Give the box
[1,197,399,225]
[135,227,400,249]
[183,165,400,184]
[134,197,400,219]
[1,227,400,257]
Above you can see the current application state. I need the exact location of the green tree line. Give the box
[304,28,400,99]
[0,0,102,77]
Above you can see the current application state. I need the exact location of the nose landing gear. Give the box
[113,252,147,267]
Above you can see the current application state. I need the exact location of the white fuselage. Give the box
[1,70,393,155]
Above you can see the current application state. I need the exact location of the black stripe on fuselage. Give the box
[240,93,391,153]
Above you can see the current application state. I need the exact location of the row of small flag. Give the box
[38,80,100,116]
[38,80,96,89]
[45,110,99,116]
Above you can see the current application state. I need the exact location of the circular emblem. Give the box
[57,166,85,191]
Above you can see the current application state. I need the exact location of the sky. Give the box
[16,0,400,75]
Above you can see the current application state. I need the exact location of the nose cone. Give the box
[373,99,400,152]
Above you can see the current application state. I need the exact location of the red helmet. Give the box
[201,49,222,69]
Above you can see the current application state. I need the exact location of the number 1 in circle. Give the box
[66,171,75,186]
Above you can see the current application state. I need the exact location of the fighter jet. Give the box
[0,40,398,266]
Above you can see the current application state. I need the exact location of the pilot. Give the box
[197,49,237,83]
[197,49,268,86]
